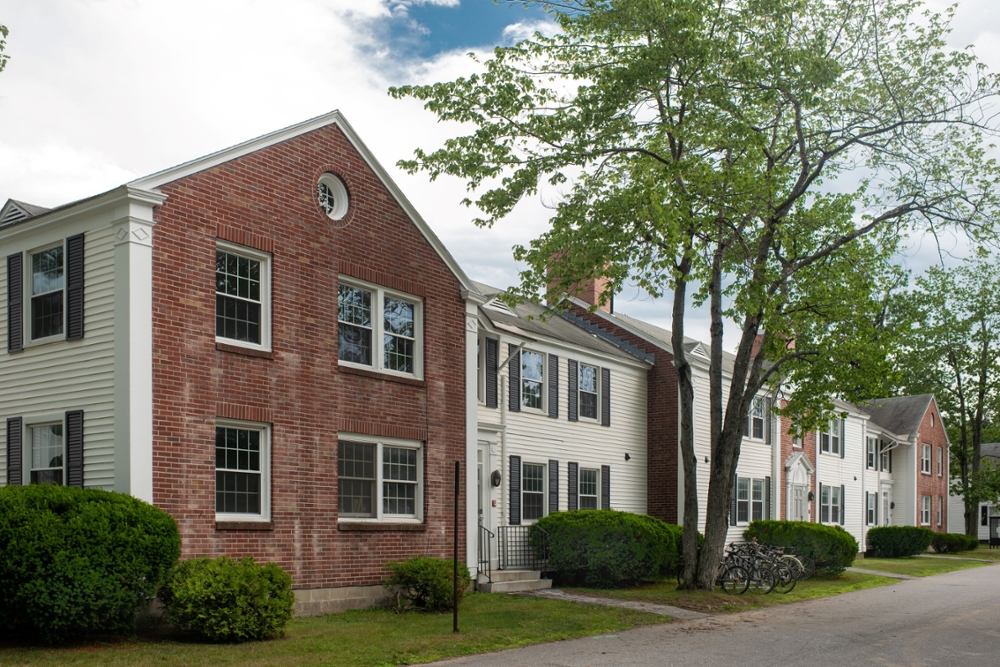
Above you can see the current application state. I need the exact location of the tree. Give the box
[893,257,1000,536]
[0,25,8,74]
[391,0,1000,588]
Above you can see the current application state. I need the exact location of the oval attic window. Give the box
[317,173,349,221]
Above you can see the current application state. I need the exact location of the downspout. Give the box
[861,420,867,547]
[498,341,526,527]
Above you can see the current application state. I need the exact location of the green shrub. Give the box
[930,532,972,553]
[964,534,980,551]
[384,556,471,612]
[160,556,294,642]
[744,520,858,576]
[866,526,934,557]
[0,484,181,644]
[532,510,683,588]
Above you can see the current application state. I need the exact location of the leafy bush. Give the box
[931,532,980,553]
[532,510,683,588]
[384,556,471,612]
[744,520,858,576]
[160,556,295,642]
[866,526,934,558]
[0,484,181,644]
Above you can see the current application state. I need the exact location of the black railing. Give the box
[990,516,1000,548]
[478,524,494,583]
[498,525,548,570]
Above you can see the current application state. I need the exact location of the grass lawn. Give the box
[930,548,1000,562]
[0,593,666,667]
[562,571,895,614]
[858,556,992,577]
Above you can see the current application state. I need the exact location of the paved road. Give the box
[439,564,1000,667]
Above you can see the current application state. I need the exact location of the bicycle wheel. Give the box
[720,565,750,595]
[781,555,804,580]
[771,562,796,594]
[798,555,816,580]
[748,567,775,594]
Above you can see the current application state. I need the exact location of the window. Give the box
[937,496,943,527]
[579,363,599,420]
[930,413,935,429]
[937,447,943,477]
[317,172,350,221]
[579,468,599,509]
[751,479,764,521]
[30,244,64,340]
[921,495,931,525]
[820,485,841,524]
[521,350,545,411]
[338,436,422,521]
[983,505,989,527]
[522,462,546,521]
[921,443,931,475]
[792,434,803,449]
[820,419,841,455]
[216,243,271,350]
[338,279,422,377]
[866,492,876,525]
[30,422,64,485]
[736,477,750,523]
[750,398,765,439]
[880,443,890,472]
[215,422,270,521]
[867,437,877,470]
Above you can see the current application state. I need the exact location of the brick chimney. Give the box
[548,272,613,313]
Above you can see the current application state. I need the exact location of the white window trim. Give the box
[23,241,66,348]
[792,435,803,450]
[520,349,547,414]
[577,362,601,422]
[336,433,424,524]
[735,476,760,526]
[820,484,842,525]
[937,446,943,477]
[920,495,931,526]
[937,496,943,526]
[866,492,876,526]
[521,460,547,523]
[215,418,272,523]
[22,411,67,486]
[337,276,424,380]
[215,240,272,353]
[819,420,842,456]
[921,443,932,475]
[477,334,487,405]
[578,466,600,510]
[866,437,877,470]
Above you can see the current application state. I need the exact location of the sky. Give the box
[0,0,997,348]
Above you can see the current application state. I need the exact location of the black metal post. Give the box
[454,460,460,633]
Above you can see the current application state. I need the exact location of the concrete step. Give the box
[478,569,542,584]
[480,578,553,593]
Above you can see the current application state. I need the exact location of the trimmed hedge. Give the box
[931,532,980,553]
[385,556,471,612]
[866,526,934,557]
[532,510,683,588]
[744,520,858,576]
[160,556,295,642]
[0,484,181,644]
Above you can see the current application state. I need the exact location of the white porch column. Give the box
[463,292,484,572]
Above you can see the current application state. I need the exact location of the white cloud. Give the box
[500,19,561,44]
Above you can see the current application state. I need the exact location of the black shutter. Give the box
[509,455,521,525]
[65,410,84,488]
[548,355,559,419]
[874,493,879,525]
[567,462,579,511]
[765,399,773,444]
[508,344,520,412]
[6,417,22,486]
[730,474,738,526]
[600,465,611,509]
[65,233,85,341]
[889,449,893,473]
[485,338,498,409]
[600,367,611,427]
[7,253,23,353]
[818,483,823,523]
[840,484,846,525]
[765,475,772,520]
[549,460,559,512]
[567,359,578,422]
[840,419,846,459]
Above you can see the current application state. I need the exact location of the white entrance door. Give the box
[882,487,892,526]
[791,484,807,521]
[477,443,492,532]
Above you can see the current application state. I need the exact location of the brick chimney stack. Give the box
[547,254,614,313]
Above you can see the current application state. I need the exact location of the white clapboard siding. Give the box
[0,224,117,489]
[891,444,916,527]
[812,415,865,547]
[478,333,648,526]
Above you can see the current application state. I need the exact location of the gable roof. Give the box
[1,111,477,294]
[0,199,50,229]
[982,443,1000,460]
[861,394,934,438]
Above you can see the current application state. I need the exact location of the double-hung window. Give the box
[921,495,931,525]
[820,485,841,524]
[820,419,841,455]
[880,443,890,472]
[937,496,943,526]
[338,436,422,521]
[522,462,546,520]
[937,447,943,477]
[215,421,271,521]
[30,422,64,485]
[521,350,545,411]
[921,444,931,474]
[743,398,765,439]
[579,468,599,509]
[215,243,271,350]
[578,363,599,420]
[736,477,750,523]
[867,437,877,470]
[30,245,64,341]
[751,479,764,521]
[338,279,422,377]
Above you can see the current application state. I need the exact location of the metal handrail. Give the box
[497,525,549,570]
[478,524,494,584]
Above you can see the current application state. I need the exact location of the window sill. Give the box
[216,341,274,359]
[216,521,274,531]
[338,364,426,387]
[337,521,426,532]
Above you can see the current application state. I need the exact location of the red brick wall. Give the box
[777,406,817,521]
[916,399,949,532]
[150,122,467,590]
[566,304,678,523]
